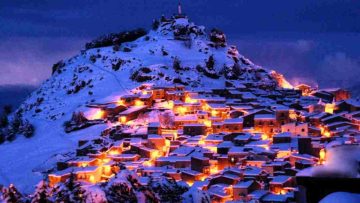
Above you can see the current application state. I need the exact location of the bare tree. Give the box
[158,111,174,128]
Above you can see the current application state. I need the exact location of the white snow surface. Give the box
[320,192,360,203]
[0,17,289,193]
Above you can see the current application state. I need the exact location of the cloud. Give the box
[0,37,88,85]
[295,40,314,53]
[318,52,360,87]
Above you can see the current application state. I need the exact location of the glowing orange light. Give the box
[178,106,186,115]
[320,126,331,137]
[150,150,159,159]
[142,90,148,95]
[173,132,178,140]
[325,103,335,114]
[143,160,153,167]
[210,166,219,175]
[108,150,119,155]
[117,100,124,106]
[135,100,144,106]
[204,120,212,127]
[270,70,293,89]
[211,110,217,117]
[205,146,217,153]
[277,150,291,158]
[89,175,95,183]
[120,116,127,124]
[165,139,171,147]
[324,131,331,137]
[319,149,326,161]
[261,134,269,140]
[104,165,111,174]
[162,101,174,109]
[89,109,105,120]
[185,96,197,104]
[202,103,210,111]
[289,109,297,120]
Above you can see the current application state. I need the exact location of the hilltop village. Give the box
[1,7,359,202]
[48,81,359,202]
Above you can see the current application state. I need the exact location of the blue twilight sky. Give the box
[0,0,359,88]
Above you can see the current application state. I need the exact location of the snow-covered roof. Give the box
[254,114,276,120]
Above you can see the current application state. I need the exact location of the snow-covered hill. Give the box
[0,15,292,193]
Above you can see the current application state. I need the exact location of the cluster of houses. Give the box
[48,82,360,202]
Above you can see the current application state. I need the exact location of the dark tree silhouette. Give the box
[1,184,23,203]
[173,57,182,71]
[152,19,160,30]
[31,180,51,203]
[0,115,9,128]
[206,55,215,71]
[3,105,12,115]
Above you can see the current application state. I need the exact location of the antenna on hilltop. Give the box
[178,1,182,15]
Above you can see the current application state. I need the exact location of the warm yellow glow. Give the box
[324,131,331,137]
[204,120,212,127]
[88,109,105,120]
[102,158,111,163]
[320,126,331,137]
[211,110,217,117]
[162,101,174,109]
[325,103,335,114]
[202,103,210,111]
[277,150,291,158]
[319,149,326,161]
[178,106,186,115]
[271,70,293,89]
[104,165,111,174]
[261,134,269,140]
[185,96,197,104]
[117,100,124,106]
[186,181,194,186]
[135,100,144,106]
[289,109,297,120]
[210,166,219,175]
[81,163,87,167]
[120,116,127,124]
[150,150,159,159]
[143,160,153,167]
[89,175,95,183]
[205,146,217,153]
[108,150,120,155]
[281,82,293,89]
[296,84,312,96]
[142,90,148,95]
[173,132,178,140]
[165,139,171,147]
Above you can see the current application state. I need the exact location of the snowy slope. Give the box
[0,16,291,193]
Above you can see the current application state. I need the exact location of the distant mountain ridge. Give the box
[0,85,36,110]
